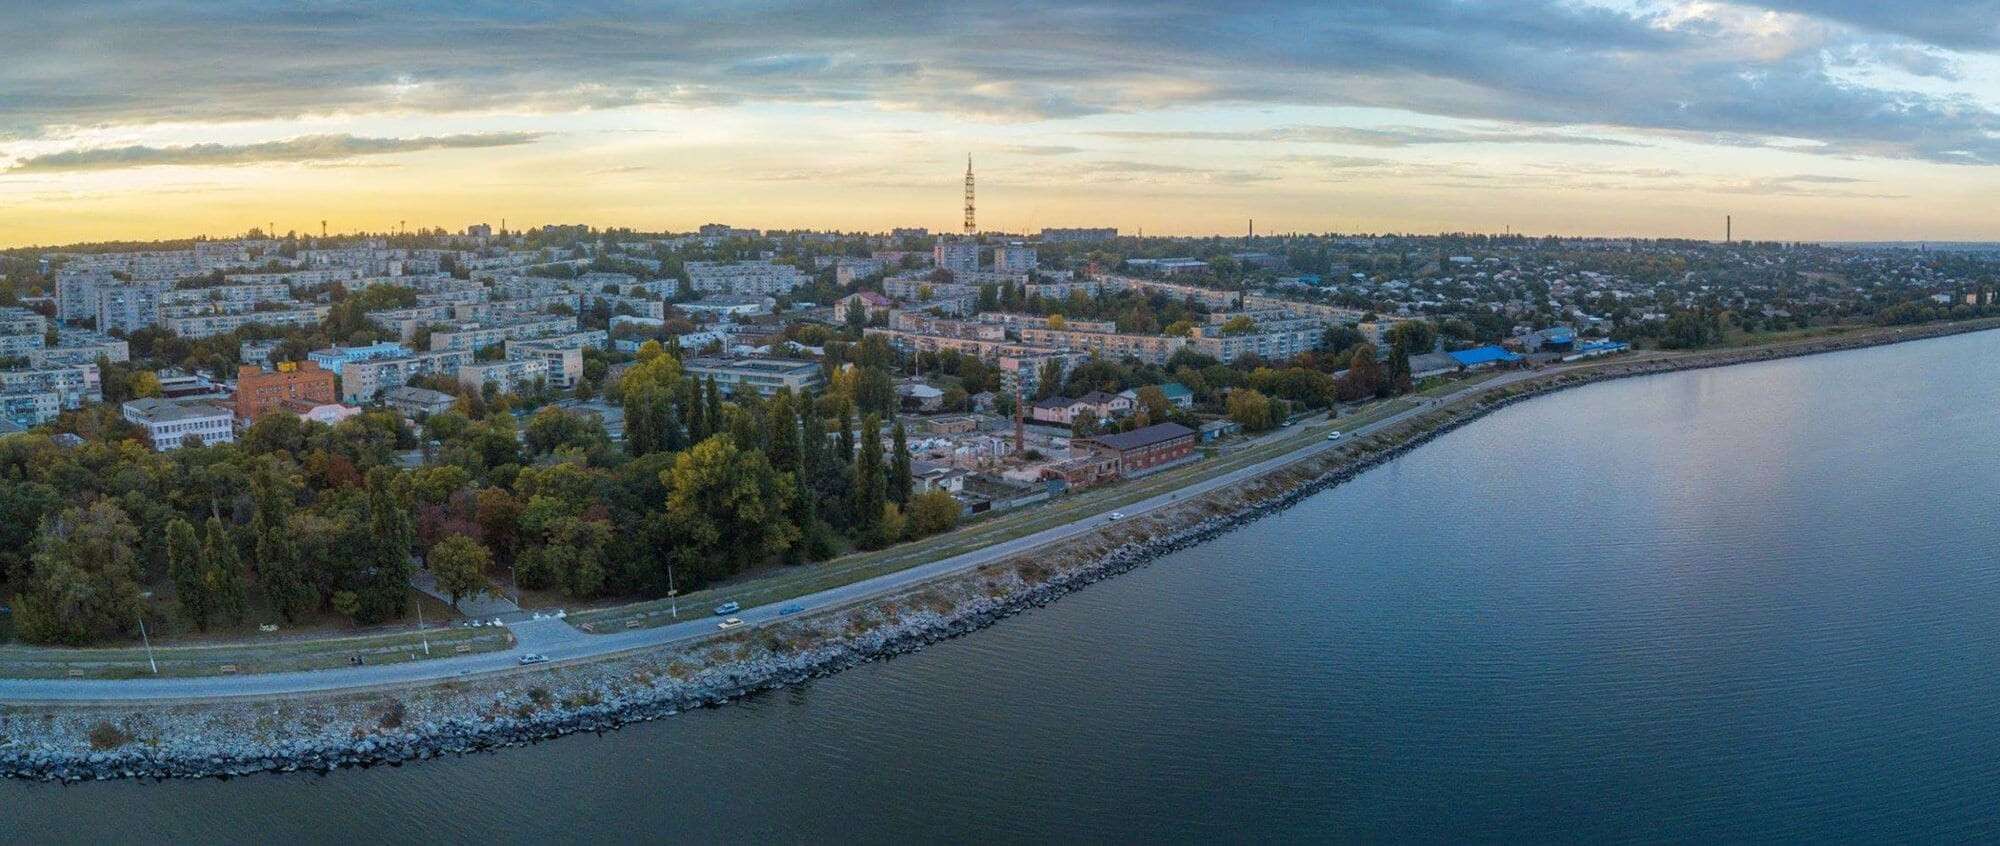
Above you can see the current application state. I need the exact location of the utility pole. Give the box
[416,597,430,655]
[137,592,158,675]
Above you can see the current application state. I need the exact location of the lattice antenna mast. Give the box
[963,155,976,235]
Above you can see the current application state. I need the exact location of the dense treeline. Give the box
[0,339,960,645]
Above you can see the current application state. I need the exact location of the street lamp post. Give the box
[668,564,678,619]
[415,596,430,656]
[137,591,158,675]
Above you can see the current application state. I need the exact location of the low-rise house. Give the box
[383,385,457,418]
[1073,422,1198,477]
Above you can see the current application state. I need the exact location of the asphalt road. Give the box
[0,371,1535,703]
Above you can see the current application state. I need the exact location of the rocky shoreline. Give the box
[4,319,1995,783]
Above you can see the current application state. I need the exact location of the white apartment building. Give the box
[428,315,580,353]
[340,349,473,403]
[164,304,328,339]
[94,282,172,334]
[29,331,128,367]
[0,363,100,409]
[992,244,1039,273]
[123,398,236,451]
[504,340,585,389]
[932,240,980,275]
[1016,327,1189,366]
[458,358,550,395]
[685,260,808,295]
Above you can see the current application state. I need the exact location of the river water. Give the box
[11,329,2000,843]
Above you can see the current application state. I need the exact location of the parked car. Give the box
[779,604,805,616]
[713,601,740,615]
[1326,431,1343,441]
[717,618,745,630]
[518,653,549,665]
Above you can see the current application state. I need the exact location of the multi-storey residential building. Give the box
[458,358,550,395]
[94,281,172,334]
[123,398,236,451]
[502,339,584,388]
[992,244,1038,273]
[56,271,117,323]
[0,307,47,359]
[1023,280,1101,301]
[30,330,128,368]
[340,349,472,403]
[1016,326,1189,365]
[1240,294,1368,324]
[164,304,328,339]
[235,361,338,421]
[160,283,291,313]
[428,316,580,353]
[1190,323,1323,362]
[0,390,61,427]
[308,341,411,373]
[932,240,980,275]
[222,268,362,288]
[681,357,825,397]
[835,257,888,286]
[865,327,1055,363]
[891,313,1007,340]
[976,312,1118,334]
[684,260,808,295]
[882,278,977,315]
[679,295,775,318]
[1098,275,1238,309]
[0,364,100,409]
[1039,227,1118,243]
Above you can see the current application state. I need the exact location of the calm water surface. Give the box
[10,330,2000,843]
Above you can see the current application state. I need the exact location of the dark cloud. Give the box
[1742,1,2000,51]
[3,1,1999,165]
[8,132,545,173]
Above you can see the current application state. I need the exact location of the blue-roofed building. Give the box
[308,341,410,372]
[1448,346,1525,369]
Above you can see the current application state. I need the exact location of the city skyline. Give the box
[8,1,2000,246]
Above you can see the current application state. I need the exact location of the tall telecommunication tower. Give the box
[963,155,976,235]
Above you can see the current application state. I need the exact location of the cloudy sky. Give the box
[4,0,2000,246]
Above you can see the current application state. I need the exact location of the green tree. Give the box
[662,436,799,583]
[429,534,492,610]
[14,501,148,645]
[250,460,316,621]
[1340,344,1383,402]
[850,414,887,546]
[202,516,248,625]
[165,517,209,630]
[889,419,912,505]
[908,490,961,537]
[1387,339,1415,396]
[1387,319,1437,353]
[1228,388,1278,432]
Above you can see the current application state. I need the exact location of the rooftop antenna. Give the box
[1726,215,1732,244]
[963,155,976,236]
[321,220,327,239]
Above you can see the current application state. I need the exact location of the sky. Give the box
[4,1,2000,246]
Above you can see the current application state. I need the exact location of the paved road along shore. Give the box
[0,372,1542,704]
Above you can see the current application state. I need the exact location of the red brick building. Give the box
[1074,422,1198,477]
[236,361,337,422]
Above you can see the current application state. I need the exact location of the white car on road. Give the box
[717,617,745,630]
